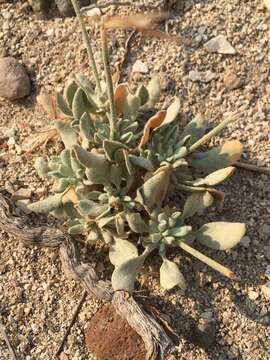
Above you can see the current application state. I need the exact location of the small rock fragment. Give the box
[7,137,16,147]
[188,70,216,83]
[12,188,32,201]
[132,60,149,74]
[193,320,216,348]
[248,290,259,301]
[264,0,270,10]
[240,236,251,248]
[0,57,31,100]
[204,35,236,55]
[16,199,31,214]
[261,282,270,300]
[223,72,243,90]
[262,224,270,235]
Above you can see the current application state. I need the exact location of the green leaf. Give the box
[68,224,84,235]
[136,84,149,106]
[53,178,70,193]
[98,215,116,228]
[129,155,155,172]
[196,222,246,250]
[126,213,149,233]
[60,149,72,169]
[55,120,77,149]
[28,194,62,214]
[169,225,192,238]
[64,79,78,108]
[74,74,98,112]
[161,97,181,126]
[110,164,122,188]
[189,141,243,173]
[103,140,129,162]
[109,238,138,267]
[77,200,108,217]
[72,88,88,123]
[141,74,161,110]
[56,93,73,117]
[160,259,186,290]
[79,112,94,149]
[123,94,140,120]
[182,191,214,219]
[179,114,207,146]
[35,157,50,178]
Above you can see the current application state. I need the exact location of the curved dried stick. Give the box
[0,193,172,359]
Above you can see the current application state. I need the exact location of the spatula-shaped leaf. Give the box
[160,97,181,127]
[109,238,138,266]
[179,114,207,146]
[139,110,166,148]
[136,164,172,214]
[35,157,50,178]
[182,191,214,219]
[123,93,140,120]
[160,259,186,290]
[129,155,155,172]
[103,140,129,162]
[136,84,149,106]
[72,88,88,122]
[28,194,62,214]
[196,222,246,250]
[141,74,161,110]
[79,112,94,148]
[56,93,73,117]
[77,200,108,217]
[190,167,235,186]
[64,79,78,108]
[189,141,243,173]
[55,120,77,149]
[126,213,149,233]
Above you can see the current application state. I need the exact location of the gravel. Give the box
[0,0,269,359]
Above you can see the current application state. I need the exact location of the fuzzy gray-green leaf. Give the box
[109,238,138,267]
[56,93,73,117]
[126,213,149,233]
[55,120,77,149]
[160,259,186,290]
[182,191,214,219]
[196,222,246,250]
[28,194,62,214]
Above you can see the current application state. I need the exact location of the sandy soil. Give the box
[0,0,269,359]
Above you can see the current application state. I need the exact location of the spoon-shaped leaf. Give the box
[160,259,186,290]
[196,222,246,250]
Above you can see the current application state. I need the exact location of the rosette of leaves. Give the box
[140,97,243,211]
[55,72,162,149]
[110,163,245,292]
[29,4,246,295]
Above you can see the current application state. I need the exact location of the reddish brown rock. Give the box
[85,304,146,360]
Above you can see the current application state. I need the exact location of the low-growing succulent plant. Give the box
[29,1,246,293]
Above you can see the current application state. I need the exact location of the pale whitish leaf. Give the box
[159,97,181,127]
[77,200,108,217]
[189,141,243,173]
[129,155,154,172]
[72,88,88,122]
[141,74,162,110]
[55,120,77,149]
[35,157,50,178]
[196,222,246,250]
[179,114,207,146]
[64,79,78,108]
[68,224,84,235]
[191,167,235,186]
[37,92,57,118]
[160,259,186,290]
[103,140,129,162]
[123,93,140,120]
[28,194,62,214]
[111,255,145,292]
[126,213,149,233]
[56,93,73,117]
[136,84,149,106]
[182,191,214,219]
[98,215,116,228]
[169,226,192,238]
[109,238,138,266]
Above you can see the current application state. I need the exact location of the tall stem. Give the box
[188,113,240,154]
[178,241,235,279]
[101,26,117,139]
[70,0,101,94]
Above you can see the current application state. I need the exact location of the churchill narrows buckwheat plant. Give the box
[29,0,246,293]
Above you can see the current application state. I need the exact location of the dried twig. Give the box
[0,320,18,360]
[55,290,88,357]
[235,161,270,176]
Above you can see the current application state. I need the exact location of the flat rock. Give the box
[0,57,31,100]
[188,70,216,83]
[204,35,236,55]
[223,72,243,90]
[132,60,149,74]
[12,188,32,201]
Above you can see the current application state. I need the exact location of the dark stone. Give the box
[192,320,217,349]
[55,0,92,17]
[0,57,31,100]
